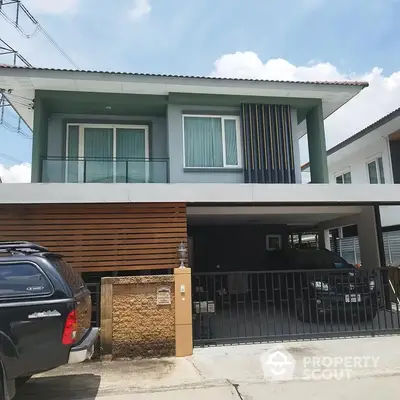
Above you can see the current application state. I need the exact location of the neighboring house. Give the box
[302,107,400,265]
[0,65,399,345]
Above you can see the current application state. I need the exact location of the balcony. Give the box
[42,157,169,183]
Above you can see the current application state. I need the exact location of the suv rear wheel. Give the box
[0,368,5,400]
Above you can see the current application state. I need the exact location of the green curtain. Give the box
[116,128,146,182]
[84,127,113,183]
[224,119,238,166]
[184,117,223,167]
[67,125,79,182]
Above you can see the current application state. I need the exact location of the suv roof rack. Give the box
[0,241,49,253]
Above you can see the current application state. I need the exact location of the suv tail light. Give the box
[62,310,77,345]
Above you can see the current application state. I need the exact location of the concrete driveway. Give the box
[15,335,400,399]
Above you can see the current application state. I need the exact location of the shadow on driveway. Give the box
[15,374,101,400]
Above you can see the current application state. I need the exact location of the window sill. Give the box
[183,167,243,173]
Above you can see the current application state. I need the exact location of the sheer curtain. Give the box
[84,128,113,183]
[224,119,238,166]
[184,117,223,167]
[116,128,146,182]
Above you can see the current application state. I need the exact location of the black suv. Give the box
[0,242,100,400]
[267,248,379,322]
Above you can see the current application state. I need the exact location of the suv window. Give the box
[0,262,53,298]
[328,252,352,268]
[294,250,349,270]
[51,258,86,294]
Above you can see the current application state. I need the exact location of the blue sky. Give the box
[1,0,400,181]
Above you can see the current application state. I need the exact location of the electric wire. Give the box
[0,151,24,164]
[0,1,79,68]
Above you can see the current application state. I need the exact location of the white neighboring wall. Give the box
[328,134,400,228]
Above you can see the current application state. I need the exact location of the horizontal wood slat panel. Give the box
[0,217,187,226]
[0,203,187,272]
[0,238,185,247]
[2,227,187,234]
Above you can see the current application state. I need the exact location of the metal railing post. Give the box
[83,160,87,183]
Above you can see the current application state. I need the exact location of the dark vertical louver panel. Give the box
[240,104,295,183]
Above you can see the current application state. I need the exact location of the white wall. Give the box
[328,136,392,184]
[328,135,400,228]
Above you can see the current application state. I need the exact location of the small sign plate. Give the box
[157,286,171,305]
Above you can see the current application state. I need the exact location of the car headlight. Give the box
[310,281,330,292]
[369,279,375,291]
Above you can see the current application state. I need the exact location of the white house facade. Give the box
[324,107,400,229]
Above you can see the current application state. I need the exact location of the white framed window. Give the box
[182,114,242,168]
[266,234,282,251]
[366,156,385,184]
[65,123,149,183]
[335,171,352,184]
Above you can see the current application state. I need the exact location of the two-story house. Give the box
[302,107,400,266]
[0,65,398,268]
[1,65,400,344]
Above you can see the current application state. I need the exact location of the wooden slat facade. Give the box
[0,203,187,272]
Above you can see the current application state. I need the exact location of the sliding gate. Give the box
[192,268,400,346]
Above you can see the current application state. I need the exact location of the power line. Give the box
[0,1,79,139]
[0,38,32,66]
[0,92,32,138]
[0,0,79,69]
[0,151,24,164]
[0,5,39,38]
[0,38,33,136]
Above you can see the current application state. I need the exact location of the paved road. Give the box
[15,374,400,399]
[14,335,400,399]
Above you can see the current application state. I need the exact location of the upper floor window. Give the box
[335,171,351,184]
[367,156,385,184]
[183,115,242,168]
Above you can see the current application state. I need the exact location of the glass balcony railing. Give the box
[42,157,169,183]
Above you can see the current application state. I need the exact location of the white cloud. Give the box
[23,0,79,15]
[130,0,151,20]
[0,163,31,183]
[212,51,400,161]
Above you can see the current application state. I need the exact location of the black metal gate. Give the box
[192,268,400,346]
[86,282,101,328]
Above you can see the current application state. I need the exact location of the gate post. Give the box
[174,268,193,357]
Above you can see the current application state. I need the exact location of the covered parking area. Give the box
[187,199,400,345]
[0,183,399,346]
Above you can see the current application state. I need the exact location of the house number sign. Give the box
[156,286,171,305]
